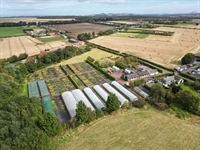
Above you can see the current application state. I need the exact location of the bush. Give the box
[170,104,190,118]
[96,109,104,118]
[132,99,146,108]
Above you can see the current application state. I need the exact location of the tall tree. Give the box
[106,93,120,113]
[181,53,195,64]
[76,101,89,125]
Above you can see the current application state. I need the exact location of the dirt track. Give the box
[90,27,200,68]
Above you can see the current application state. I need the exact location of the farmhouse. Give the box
[124,72,139,81]
[137,70,149,78]
[39,51,49,57]
[22,56,37,63]
[159,76,183,87]
[147,69,158,76]
[77,41,85,46]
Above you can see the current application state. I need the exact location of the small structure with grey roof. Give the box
[134,87,149,98]
[123,72,139,81]
[159,75,183,87]
[137,70,149,77]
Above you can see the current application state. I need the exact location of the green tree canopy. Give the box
[76,101,89,125]
[181,53,195,65]
[106,93,120,113]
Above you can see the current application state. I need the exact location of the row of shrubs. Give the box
[179,72,200,82]
[126,29,174,36]
[85,59,116,81]
[60,65,80,88]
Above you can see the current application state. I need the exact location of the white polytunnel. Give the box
[111,81,138,101]
[83,87,106,110]
[102,83,129,105]
[72,89,95,112]
[61,91,77,118]
[93,85,109,102]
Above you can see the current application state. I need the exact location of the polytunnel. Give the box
[72,89,95,112]
[93,85,109,102]
[83,87,106,110]
[102,83,129,105]
[111,81,138,101]
[61,91,77,118]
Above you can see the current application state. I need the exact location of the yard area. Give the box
[0,26,26,38]
[180,84,197,95]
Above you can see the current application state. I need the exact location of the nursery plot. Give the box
[84,73,99,85]
[48,68,59,78]
[68,64,80,74]
[41,69,51,79]
[78,74,93,87]
[55,67,65,77]
[71,75,85,89]
[62,65,74,75]
[54,78,67,93]
[46,80,59,96]
[35,71,43,80]
[28,73,36,82]
[90,71,110,84]
[61,77,76,91]
[53,96,70,124]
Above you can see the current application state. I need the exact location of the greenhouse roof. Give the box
[28,81,40,98]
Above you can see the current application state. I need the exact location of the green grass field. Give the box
[180,84,197,95]
[51,107,200,150]
[48,48,118,67]
[37,36,66,43]
[110,32,148,39]
[0,26,26,38]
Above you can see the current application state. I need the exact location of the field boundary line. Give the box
[18,37,28,53]
[8,39,12,56]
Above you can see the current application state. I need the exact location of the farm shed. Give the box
[37,80,50,97]
[28,81,40,98]
[83,87,106,110]
[42,96,55,114]
[133,87,149,98]
[111,81,138,102]
[102,83,129,105]
[93,85,109,102]
[72,89,95,112]
[62,91,77,118]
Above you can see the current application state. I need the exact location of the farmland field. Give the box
[53,23,114,38]
[0,17,74,23]
[53,108,200,150]
[90,27,200,68]
[0,36,70,59]
[163,23,198,28]
[49,48,118,67]
[0,26,26,38]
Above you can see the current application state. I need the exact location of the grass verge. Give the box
[180,84,197,95]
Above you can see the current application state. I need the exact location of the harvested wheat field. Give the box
[63,109,200,150]
[90,27,200,67]
[0,36,70,59]
[109,20,141,24]
[53,23,114,38]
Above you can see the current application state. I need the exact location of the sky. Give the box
[0,0,200,16]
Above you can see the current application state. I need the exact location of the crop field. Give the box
[63,109,200,150]
[0,36,70,59]
[53,23,114,38]
[0,17,73,23]
[90,27,200,67]
[0,26,26,38]
[163,23,198,28]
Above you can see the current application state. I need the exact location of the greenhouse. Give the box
[72,89,95,112]
[62,91,77,118]
[42,96,55,114]
[111,81,138,101]
[133,87,149,98]
[102,83,129,105]
[93,85,109,102]
[37,80,50,97]
[28,81,40,98]
[83,87,106,110]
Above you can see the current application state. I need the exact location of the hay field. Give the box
[0,17,73,23]
[0,36,70,59]
[64,109,200,150]
[53,23,114,38]
[90,27,200,67]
